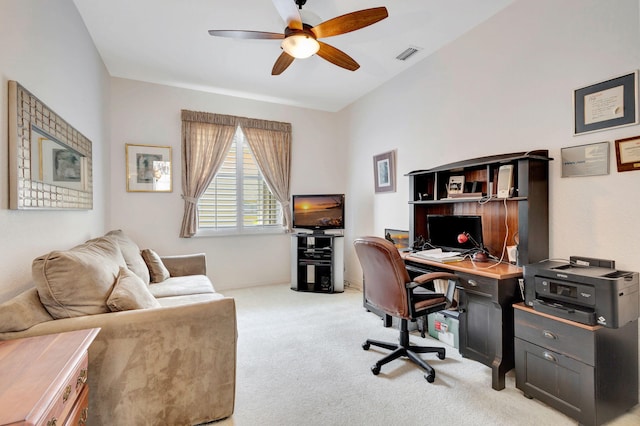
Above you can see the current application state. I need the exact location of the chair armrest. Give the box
[410,271,458,286]
[161,253,207,276]
[407,272,458,308]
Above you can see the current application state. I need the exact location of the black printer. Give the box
[523,256,639,328]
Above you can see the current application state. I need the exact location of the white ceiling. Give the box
[73,0,515,112]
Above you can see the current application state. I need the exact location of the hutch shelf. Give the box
[407,150,552,266]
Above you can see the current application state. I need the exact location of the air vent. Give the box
[395,46,422,61]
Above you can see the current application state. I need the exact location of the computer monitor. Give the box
[427,215,484,252]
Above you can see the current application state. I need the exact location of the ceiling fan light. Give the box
[281,35,319,59]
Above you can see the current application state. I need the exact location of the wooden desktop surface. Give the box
[402,252,523,280]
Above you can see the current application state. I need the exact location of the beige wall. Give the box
[1,0,639,299]
[343,0,640,287]
[0,0,110,302]
[108,78,347,290]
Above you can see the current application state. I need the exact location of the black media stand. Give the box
[291,233,344,293]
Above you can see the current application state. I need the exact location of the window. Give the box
[197,126,283,234]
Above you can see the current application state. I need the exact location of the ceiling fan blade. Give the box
[272,52,295,75]
[208,30,284,40]
[316,41,359,71]
[272,0,303,30]
[311,7,388,39]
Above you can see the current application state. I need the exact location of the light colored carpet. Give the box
[215,284,640,426]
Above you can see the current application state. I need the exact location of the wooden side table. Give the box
[0,328,100,426]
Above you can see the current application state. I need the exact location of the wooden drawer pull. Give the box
[62,385,72,403]
[542,330,557,340]
[76,368,88,388]
[543,351,557,363]
[47,417,57,426]
[78,407,89,425]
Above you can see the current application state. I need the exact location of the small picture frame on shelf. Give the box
[447,175,465,196]
[384,229,410,250]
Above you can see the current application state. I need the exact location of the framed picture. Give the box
[573,71,638,135]
[373,150,396,193]
[384,228,409,250]
[614,135,640,172]
[126,144,172,192]
[35,131,88,192]
[561,141,609,177]
[447,175,465,195]
[9,81,93,210]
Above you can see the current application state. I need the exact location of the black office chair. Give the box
[354,236,458,382]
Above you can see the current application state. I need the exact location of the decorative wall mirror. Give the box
[8,81,93,209]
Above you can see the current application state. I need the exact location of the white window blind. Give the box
[198,127,282,233]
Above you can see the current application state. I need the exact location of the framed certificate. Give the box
[614,135,640,172]
[573,71,638,135]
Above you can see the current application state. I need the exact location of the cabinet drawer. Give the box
[515,308,594,365]
[42,353,89,426]
[515,338,595,424]
[456,272,497,299]
[65,386,89,426]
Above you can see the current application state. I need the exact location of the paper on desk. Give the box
[412,248,463,262]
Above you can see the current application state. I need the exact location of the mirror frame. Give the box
[8,81,93,210]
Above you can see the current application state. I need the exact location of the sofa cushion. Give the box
[0,288,53,332]
[33,236,127,319]
[107,267,161,311]
[141,248,170,283]
[155,292,225,307]
[105,229,150,285]
[148,275,215,299]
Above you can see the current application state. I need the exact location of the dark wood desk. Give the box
[368,253,523,390]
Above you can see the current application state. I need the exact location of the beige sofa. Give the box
[0,230,237,426]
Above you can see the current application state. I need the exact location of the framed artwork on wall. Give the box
[373,150,396,193]
[614,135,640,172]
[573,71,638,135]
[8,81,93,210]
[126,144,172,192]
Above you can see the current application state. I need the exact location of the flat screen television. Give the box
[292,194,345,234]
[427,215,484,252]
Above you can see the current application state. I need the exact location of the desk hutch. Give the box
[366,150,551,391]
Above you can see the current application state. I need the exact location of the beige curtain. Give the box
[180,110,237,238]
[241,118,293,231]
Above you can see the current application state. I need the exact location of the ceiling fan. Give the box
[208,0,389,75]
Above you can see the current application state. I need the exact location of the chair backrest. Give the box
[353,236,411,319]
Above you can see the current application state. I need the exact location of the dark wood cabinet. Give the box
[403,151,550,390]
[514,304,638,426]
[402,257,522,390]
[407,150,551,266]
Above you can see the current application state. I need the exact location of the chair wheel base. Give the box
[437,349,446,360]
[362,342,370,350]
[371,365,380,375]
[425,372,435,383]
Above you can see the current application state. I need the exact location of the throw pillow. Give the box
[107,267,161,311]
[105,229,151,285]
[32,236,127,319]
[141,248,170,283]
[0,288,53,333]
